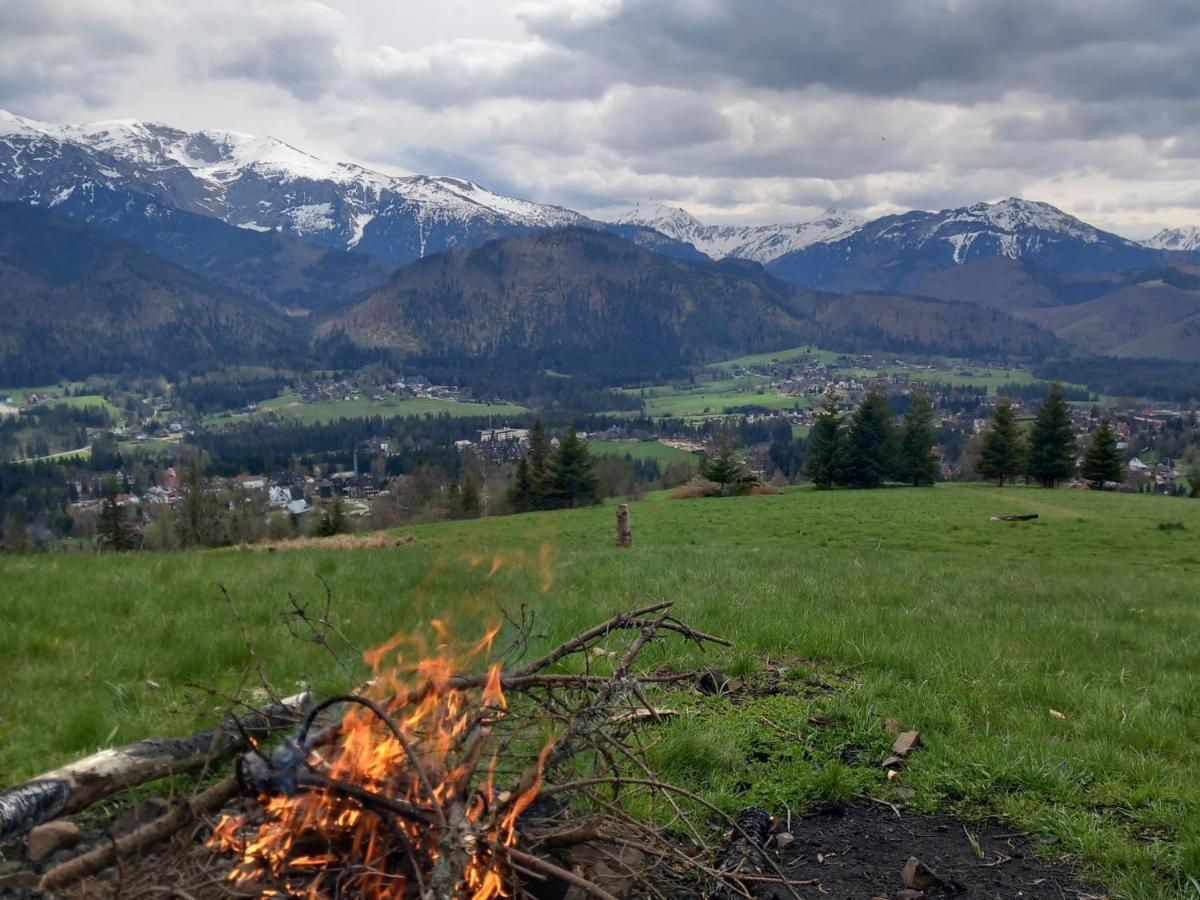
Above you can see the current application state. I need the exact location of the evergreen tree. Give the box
[97,477,137,551]
[507,457,533,512]
[1027,381,1077,488]
[976,397,1026,486]
[457,470,482,518]
[1080,417,1122,487]
[544,425,600,509]
[896,393,939,486]
[314,496,349,537]
[1184,446,1200,499]
[526,421,550,509]
[842,391,896,488]
[698,437,756,496]
[805,394,843,489]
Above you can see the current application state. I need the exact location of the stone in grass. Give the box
[892,731,921,756]
[26,820,82,863]
[901,856,944,891]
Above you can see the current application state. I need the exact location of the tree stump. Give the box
[615,504,632,547]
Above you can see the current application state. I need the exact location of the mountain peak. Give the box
[1143,225,1200,252]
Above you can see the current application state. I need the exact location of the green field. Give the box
[588,439,700,465]
[4,486,1200,897]
[625,376,809,418]
[207,391,528,426]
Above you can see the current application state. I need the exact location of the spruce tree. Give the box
[842,391,896,488]
[805,394,843,489]
[698,437,756,496]
[507,457,533,512]
[544,425,600,509]
[896,392,939,486]
[526,421,550,509]
[976,397,1026,486]
[97,477,136,551]
[1027,381,1077,488]
[458,470,482,518]
[1080,417,1122,487]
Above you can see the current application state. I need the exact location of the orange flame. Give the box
[208,617,547,899]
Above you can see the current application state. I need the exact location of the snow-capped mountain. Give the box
[614,202,864,264]
[767,198,1163,291]
[0,109,587,264]
[1143,226,1200,253]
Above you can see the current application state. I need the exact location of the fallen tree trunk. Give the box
[37,773,240,893]
[0,691,309,841]
[713,805,773,899]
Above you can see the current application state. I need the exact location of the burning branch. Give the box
[201,601,755,900]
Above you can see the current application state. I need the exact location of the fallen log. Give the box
[37,773,239,893]
[990,513,1039,521]
[0,690,309,841]
[713,805,773,899]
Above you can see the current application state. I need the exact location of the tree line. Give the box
[976,381,1125,488]
[804,391,940,489]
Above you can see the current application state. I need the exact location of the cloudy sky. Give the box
[2,0,1198,236]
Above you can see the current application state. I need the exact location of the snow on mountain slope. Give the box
[614,202,864,263]
[0,109,589,263]
[767,197,1163,292]
[1144,226,1200,253]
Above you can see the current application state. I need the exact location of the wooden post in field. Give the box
[615,503,632,547]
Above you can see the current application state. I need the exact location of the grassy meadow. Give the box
[3,485,1200,897]
[588,438,700,465]
[205,391,528,426]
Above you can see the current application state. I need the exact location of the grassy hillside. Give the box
[3,485,1199,897]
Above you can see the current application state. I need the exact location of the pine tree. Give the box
[97,477,136,551]
[896,393,939,486]
[976,397,1026,486]
[698,437,756,496]
[526,421,550,509]
[507,457,533,512]
[1027,381,1077,488]
[842,391,896,488]
[1080,417,1122,487]
[805,394,843,489]
[544,425,600,509]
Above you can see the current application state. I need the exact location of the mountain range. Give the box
[2,108,1199,383]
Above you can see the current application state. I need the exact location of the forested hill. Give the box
[324,228,1060,381]
[0,202,299,383]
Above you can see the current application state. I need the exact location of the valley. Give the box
[2,101,1200,900]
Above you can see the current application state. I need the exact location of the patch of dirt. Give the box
[767,800,1102,900]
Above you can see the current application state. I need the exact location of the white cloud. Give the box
[0,0,1198,236]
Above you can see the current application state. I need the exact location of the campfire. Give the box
[4,597,819,899]
[199,600,774,900]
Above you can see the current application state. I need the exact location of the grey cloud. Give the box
[528,0,1200,101]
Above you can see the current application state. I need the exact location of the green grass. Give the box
[3,485,1200,897]
[588,439,699,465]
[207,391,528,426]
[624,378,809,418]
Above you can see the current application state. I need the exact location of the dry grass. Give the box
[238,532,417,552]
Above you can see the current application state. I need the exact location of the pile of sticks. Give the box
[5,602,808,899]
